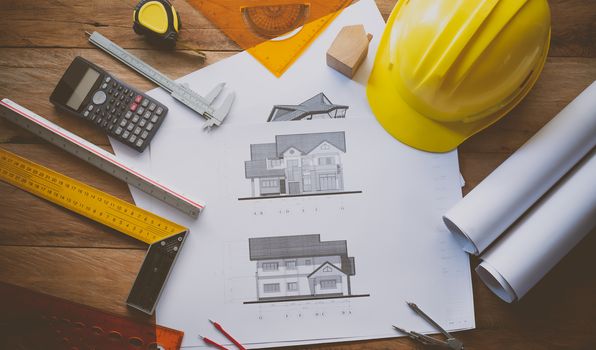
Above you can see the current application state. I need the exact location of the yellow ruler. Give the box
[0,148,188,314]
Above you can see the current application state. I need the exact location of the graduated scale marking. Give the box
[87,31,235,129]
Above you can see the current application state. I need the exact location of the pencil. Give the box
[200,335,228,350]
[209,319,247,350]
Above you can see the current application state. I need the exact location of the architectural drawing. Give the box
[267,93,349,122]
[241,132,362,200]
[245,234,369,304]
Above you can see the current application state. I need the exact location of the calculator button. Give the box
[146,123,154,131]
[115,127,123,135]
[110,98,115,104]
[130,103,138,112]
[92,91,107,105]
[109,89,114,94]
[114,92,119,98]
[125,111,133,119]
[141,99,149,107]
[126,124,134,131]
[122,131,130,139]
[104,76,111,83]
[129,91,135,98]
[134,95,143,104]
[143,111,151,119]
[141,130,149,139]
[156,107,164,115]
[119,94,125,100]
[123,88,129,94]
[96,117,103,124]
[117,85,122,91]
[111,82,117,88]
[129,135,137,143]
[91,114,97,121]
[136,139,144,148]
[83,111,90,118]
[148,102,156,111]
[108,124,114,131]
[101,83,108,89]
[136,107,145,115]
[150,115,159,123]
[119,119,127,127]
[110,108,117,114]
[132,115,140,123]
[133,127,142,135]
[139,119,147,127]
[116,102,121,108]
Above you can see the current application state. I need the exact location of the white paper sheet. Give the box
[109,1,475,347]
[148,118,473,348]
[443,81,596,255]
[476,149,596,302]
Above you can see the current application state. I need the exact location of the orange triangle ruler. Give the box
[186,0,351,77]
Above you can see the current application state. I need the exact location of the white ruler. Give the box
[87,31,235,129]
[0,99,204,218]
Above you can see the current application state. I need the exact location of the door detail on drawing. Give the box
[244,234,370,304]
[241,132,362,200]
[267,93,349,122]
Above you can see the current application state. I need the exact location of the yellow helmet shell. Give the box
[367,0,551,152]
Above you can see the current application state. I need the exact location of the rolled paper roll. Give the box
[476,150,596,302]
[443,81,596,255]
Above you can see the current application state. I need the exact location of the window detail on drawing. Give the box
[242,132,362,200]
[267,93,349,122]
[244,234,370,304]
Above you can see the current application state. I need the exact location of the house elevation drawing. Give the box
[240,132,362,200]
[244,234,370,304]
[267,93,349,122]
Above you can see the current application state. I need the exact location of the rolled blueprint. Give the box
[475,150,596,302]
[443,81,596,255]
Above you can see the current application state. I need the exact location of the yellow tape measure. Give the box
[0,148,184,244]
[0,148,188,314]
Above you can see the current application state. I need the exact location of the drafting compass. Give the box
[393,302,464,350]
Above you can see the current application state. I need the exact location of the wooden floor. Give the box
[0,0,595,349]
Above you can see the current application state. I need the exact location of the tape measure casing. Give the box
[133,0,181,48]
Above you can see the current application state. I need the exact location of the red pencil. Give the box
[200,335,228,350]
[209,319,247,350]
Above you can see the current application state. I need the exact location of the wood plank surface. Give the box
[0,0,595,349]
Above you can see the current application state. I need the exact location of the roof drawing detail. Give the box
[267,93,349,122]
[248,234,355,276]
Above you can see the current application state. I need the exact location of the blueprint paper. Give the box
[109,0,475,347]
[148,118,473,348]
[443,81,596,255]
[476,150,596,302]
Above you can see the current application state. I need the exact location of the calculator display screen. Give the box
[66,68,100,110]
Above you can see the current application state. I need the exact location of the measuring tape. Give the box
[0,99,203,218]
[0,281,184,349]
[0,148,188,315]
[87,31,235,128]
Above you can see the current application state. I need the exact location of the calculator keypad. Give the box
[84,75,167,152]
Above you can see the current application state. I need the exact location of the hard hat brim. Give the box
[366,4,550,153]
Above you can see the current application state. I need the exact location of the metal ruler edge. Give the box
[0,98,204,218]
[0,147,189,315]
[87,31,228,126]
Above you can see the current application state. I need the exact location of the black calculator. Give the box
[50,56,167,152]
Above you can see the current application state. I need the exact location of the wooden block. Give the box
[326,24,373,78]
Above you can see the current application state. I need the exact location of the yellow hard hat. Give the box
[367,0,551,152]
